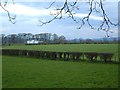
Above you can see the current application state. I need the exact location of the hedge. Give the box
[2,49,118,64]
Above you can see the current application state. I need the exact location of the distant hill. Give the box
[93,37,119,41]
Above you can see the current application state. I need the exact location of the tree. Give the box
[58,35,66,44]
[0,0,118,36]
[52,34,59,43]
[0,34,5,45]
[85,38,93,44]
[10,34,17,43]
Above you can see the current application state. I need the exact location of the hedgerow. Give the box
[2,49,117,64]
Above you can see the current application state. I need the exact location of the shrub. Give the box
[84,52,98,61]
[57,52,63,59]
[21,50,28,56]
[98,53,114,63]
[51,52,57,60]
[63,52,70,60]
[70,52,83,60]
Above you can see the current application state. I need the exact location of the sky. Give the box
[0,0,119,39]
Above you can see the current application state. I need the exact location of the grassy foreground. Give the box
[2,56,118,88]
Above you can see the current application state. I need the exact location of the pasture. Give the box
[2,56,118,88]
[2,44,118,53]
[2,44,119,88]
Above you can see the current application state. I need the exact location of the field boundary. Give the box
[1,49,119,64]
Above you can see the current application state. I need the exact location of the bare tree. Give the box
[0,0,118,36]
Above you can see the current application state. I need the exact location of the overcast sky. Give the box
[0,0,119,39]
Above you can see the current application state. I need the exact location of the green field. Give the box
[2,56,118,88]
[2,44,118,53]
[0,56,2,89]
[2,44,119,88]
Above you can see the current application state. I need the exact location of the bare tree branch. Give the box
[0,0,16,24]
[39,0,118,37]
[39,0,80,26]
[98,0,118,37]
[45,0,56,9]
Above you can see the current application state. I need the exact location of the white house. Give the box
[26,40,43,45]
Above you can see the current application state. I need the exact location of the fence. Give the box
[2,49,119,64]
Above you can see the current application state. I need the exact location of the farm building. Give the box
[25,40,44,45]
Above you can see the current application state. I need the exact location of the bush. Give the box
[21,50,28,56]
[84,52,98,61]
[70,52,83,60]
[98,53,114,63]
[51,52,57,60]
[57,52,63,59]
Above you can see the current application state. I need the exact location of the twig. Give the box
[0,0,16,24]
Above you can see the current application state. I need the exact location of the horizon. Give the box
[1,32,119,40]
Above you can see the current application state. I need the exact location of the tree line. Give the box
[0,33,119,45]
[0,33,66,45]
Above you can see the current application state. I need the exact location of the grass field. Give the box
[2,44,118,53]
[2,56,118,88]
[0,56,2,89]
[2,44,119,88]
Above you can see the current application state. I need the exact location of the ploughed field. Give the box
[2,56,118,88]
